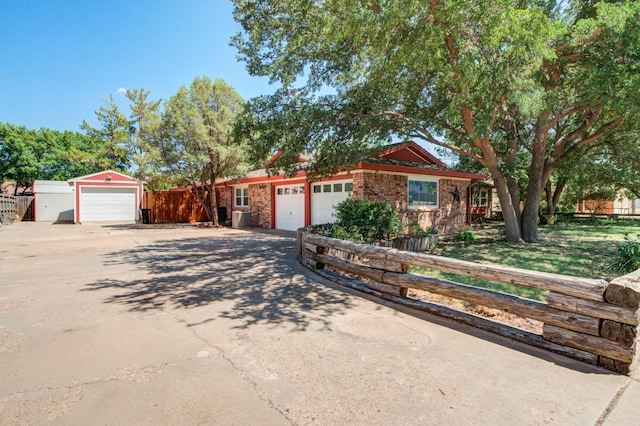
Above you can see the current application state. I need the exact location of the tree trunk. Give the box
[209,183,219,227]
[507,176,522,227]
[545,178,567,218]
[521,138,549,242]
[491,172,523,243]
[189,185,214,223]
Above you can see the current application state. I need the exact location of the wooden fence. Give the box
[15,195,34,221]
[0,194,17,225]
[298,231,640,374]
[143,190,210,223]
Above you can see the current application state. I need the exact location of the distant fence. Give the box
[298,231,640,375]
[143,190,209,223]
[558,212,640,221]
[15,196,34,221]
[1,194,17,225]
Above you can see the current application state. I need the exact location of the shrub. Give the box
[454,230,477,242]
[405,223,434,237]
[332,198,402,243]
[608,234,640,274]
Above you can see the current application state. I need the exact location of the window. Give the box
[408,180,438,208]
[345,182,353,192]
[473,189,488,207]
[333,183,343,192]
[235,187,249,206]
[323,184,332,193]
[313,185,321,193]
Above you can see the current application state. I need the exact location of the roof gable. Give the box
[378,141,448,168]
[67,170,142,184]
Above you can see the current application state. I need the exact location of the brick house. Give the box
[215,141,484,234]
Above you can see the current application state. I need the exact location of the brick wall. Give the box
[217,186,234,221]
[248,183,272,228]
[353,171,469,235]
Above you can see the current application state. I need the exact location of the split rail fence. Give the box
[298,231,640,374]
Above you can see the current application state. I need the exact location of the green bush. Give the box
[406,223,435,237]
[608,234,640,274]
[454,230,477,242]
[331,198,402,243]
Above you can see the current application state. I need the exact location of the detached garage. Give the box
[68,171,144,224]
[33,180,75,222]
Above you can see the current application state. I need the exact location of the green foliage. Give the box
[405,223,435,237]
[331,198,402,243]
[454,230,477,242]
[0,122,102,191]
[158,76,250,223]
[232,0,640,243]
[608,234,640,274]
[81,94,131,172]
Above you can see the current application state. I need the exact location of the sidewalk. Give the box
[0,222,638,424]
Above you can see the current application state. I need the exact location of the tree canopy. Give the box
[157,76,250,224]
[232,0,640,242]
[0,122,102,193]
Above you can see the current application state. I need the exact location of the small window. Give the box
[408,180,438,208]
[298,186,305,194]
[473,189,488,207]
[292,187,299,194]
[313,185,321,193]
[323,184,331,193]
[345,182,353,192]
[285,188,291,195]
[333,183,343,192]
[277,188,283,195]
[235,187,249,206]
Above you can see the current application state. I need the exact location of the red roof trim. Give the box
[264,151,307,168]
[359,161,485,180]
[379,142,449,168]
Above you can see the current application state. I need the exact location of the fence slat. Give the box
[304,233,608,301]
[543,324,634,363]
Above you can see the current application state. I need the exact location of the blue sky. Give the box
[1,0,274,131]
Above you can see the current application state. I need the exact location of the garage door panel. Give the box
[275,184,305,231]
[311,180,353,225]
[80,187,137,222]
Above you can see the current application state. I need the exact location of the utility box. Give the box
[232,211,252,228]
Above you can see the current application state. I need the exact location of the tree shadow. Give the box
[83,231,354,331]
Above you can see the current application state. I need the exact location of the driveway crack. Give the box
[594,375,635,425]
[184,321,295,425]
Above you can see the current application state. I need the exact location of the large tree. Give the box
[158,76,249,225]
[125,88,168,189]
[0,122,101,193]
[81,94,131,172]
[232,0,640,242]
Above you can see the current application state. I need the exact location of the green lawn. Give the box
[410,219,640,301]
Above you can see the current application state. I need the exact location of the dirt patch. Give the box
[406,289,543,334]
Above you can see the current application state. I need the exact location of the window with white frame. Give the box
[473,189,488,207]
[408,179,438,208]
[235,187,249,207]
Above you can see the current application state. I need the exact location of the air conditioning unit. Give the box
[232,211,252,228]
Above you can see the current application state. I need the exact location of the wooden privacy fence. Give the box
[298,231,640,374]
[0,194,17,225]
[15,195,34,221]
[143,191,209,223]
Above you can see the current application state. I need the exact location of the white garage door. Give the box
[311,179,353,225]
[275,184,305,231]
[80,187,137,222]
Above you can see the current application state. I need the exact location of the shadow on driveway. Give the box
[83,231,354,332]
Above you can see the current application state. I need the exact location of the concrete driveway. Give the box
[1,222,638,425]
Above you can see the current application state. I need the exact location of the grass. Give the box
[410,218,640,302]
